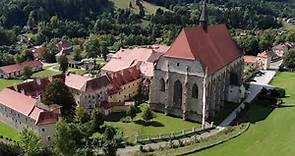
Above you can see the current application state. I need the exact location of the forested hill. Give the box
[0,0,111,27]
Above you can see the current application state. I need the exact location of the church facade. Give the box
[149,2,243,125]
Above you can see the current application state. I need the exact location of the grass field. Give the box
[109,0,168,15]
[190,72,295,156]
[0,79,23,90]
[106,103,201,143]
[0,122,20,141]
[32,69,61,78]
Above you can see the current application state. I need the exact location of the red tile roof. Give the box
[243,56,257,64]
[257,51,271,59]
[0,60,42,74]
[0,88,59,125]
[164,24,241,75]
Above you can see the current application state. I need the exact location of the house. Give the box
[243,55,257,68]
[0,60,43,79]
[55,40,73,60]
[257,51,271,70]
[32,47,48,60]
[150,1,243,124]
[0,88,61,143]
[100,101,135,116]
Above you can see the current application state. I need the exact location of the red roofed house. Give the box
[150,1,243,125]
[32,46,48,60]
[0,60,43,79]
[0,88,61,143]
[243,55,257,68]
[257,51,271,70]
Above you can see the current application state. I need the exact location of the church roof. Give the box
[164,24,241,75]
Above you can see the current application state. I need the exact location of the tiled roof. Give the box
[65,74,92,91]
[65,74,112,93]
[164,24,241,75]
[0,88,59,125]
[243,56,257,63]
[107,66,141,95]
[101,45,169,75]
[0,60,42,74]
[257,51,271,58]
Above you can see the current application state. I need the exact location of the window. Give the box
[177,63,180,66]
[192,84,199,99]
[160,78,165,92]
[47,137,51,141]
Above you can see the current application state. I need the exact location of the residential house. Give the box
[257,51,271,70]
[0,60,43,79]
[243,55,257,68]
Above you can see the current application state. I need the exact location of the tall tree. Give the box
[19,128,43,156]
[90,109,104,132]
[58,55,69,73]
[75,107,90,124]
[42,79,76,118]
[142,107,154,123]
[22,66,33,79]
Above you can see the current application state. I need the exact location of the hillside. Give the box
[109,0,168,15]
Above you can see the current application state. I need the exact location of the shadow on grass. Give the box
[104,112,126,122]
[277,104,295,108]
[134,119,164,127]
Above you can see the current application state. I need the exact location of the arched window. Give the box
[160,78,165,92]
[173,80,183,107]
[192,84,198,99]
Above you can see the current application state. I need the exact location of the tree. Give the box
[19,128,43,156]
[53,121,84,156]
[42,51,56,63]
[27,11,36,30]
[42,79,76,118]
[287,31,295,42]
[285,49,295,69]
[23,66,33,79]
[102,127,118,156]
[73,46,82,61]
[142,107,154,123]
[58,55,68,73]
[83,35,100,58]
[127,105,137,121]
[90,109,104,132]
[100,42,109,61]
[22,49,34,61]
[75,107,90,124]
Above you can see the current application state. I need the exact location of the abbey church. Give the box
[149,1,243,125]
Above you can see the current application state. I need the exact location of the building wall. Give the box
[109,78,142,103]
[0,103,55,143]
[257,57,270,70]
[150,56,243,123]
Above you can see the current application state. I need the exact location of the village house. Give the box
[55,40,73,60]
[31,46,48,60]
[243,55,257,68]
[150,2,243,125]
[0,88,61,143]
[0,60,43,79]
[257,51,271,70]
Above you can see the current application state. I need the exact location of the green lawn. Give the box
[0,122,20,141]
[192,72,295,156]
[0,79,23,90]
[106,103,201,143]
[32,69,61,78]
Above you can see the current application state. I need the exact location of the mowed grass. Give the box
[0,122,20,141]
[0,79,23,90]
[192,72,295,156]
[109,0,168,15]
[106,103,201,143]
[32,69,61,78]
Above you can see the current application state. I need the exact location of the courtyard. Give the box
[106,103,201,143]
[192,72,295,156]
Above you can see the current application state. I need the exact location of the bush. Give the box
[272,87,286,98]
[120,116,132,123]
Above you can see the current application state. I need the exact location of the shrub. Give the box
[273,87,286,98]
[120,116,132,123]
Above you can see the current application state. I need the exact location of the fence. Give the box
[136,126,215,144]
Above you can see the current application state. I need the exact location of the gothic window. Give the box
[173,80,183,107]
[192,84,199,99]
[160,78,165,92]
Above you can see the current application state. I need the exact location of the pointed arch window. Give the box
[192,84,199,99]
[160,78,165,92]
